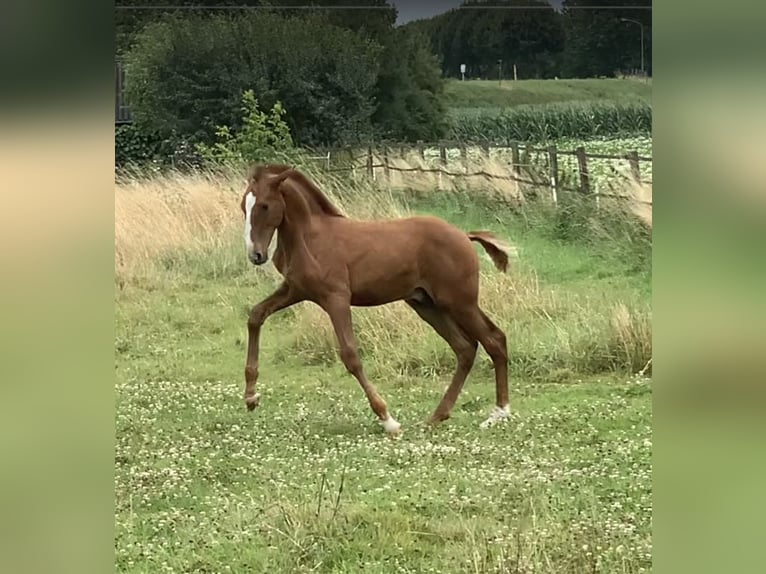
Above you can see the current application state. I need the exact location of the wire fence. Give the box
[304,140,653,206]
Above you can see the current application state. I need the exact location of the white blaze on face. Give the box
[244,191,256,254]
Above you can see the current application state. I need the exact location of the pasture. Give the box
[444,78,652,109]
[114,168,652,573]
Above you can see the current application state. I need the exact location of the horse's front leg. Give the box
[321,296,401,435]
[244,282,302,411]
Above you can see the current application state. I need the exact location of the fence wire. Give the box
[321,160,652,205]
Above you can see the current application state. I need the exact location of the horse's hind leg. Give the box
[406,298,477,424]
[321,296,400,435]
[449,305,510,427]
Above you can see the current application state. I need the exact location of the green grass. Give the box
[115,189,651,573]
[409,192,651,297]
[444,78,652,109]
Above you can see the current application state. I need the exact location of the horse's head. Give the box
[240,166,295,266]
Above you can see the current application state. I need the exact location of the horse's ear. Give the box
[266,169,296,189]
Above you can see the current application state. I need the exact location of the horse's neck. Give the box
[277,187,313,251]
[300,188,334,217]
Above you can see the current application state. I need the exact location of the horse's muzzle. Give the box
[249,251,267,265]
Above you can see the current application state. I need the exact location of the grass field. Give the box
[115,169,652,573]
[444,78,652,109]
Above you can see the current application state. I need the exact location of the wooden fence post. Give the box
[576,145,595,208]
[417,140,425,160]
[383,146,390,185]
[548,144,558,204]
[460,145,467,164]
[510,142,520,177]
[626,150,641,182]
[439,144,447,165]
[366,146,373,179]
[348,147,356,180]
[575,146,590,194]
[509,142,521,198]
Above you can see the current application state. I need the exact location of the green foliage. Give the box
[566,1,653,78]
[372,27,449,142]
[448,101,652,143]
[405,0,652,80]
[116,0,397,54]
[562,0,652,77]
[124,13,381,148]
[115,124,163,167]
[407,0,564,80]
[195,90,294,166]
[120,5,448,153]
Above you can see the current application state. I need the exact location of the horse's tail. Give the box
[467,231,516,273]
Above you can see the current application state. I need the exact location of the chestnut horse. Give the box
[240,164,512,434]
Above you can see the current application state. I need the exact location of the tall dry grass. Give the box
[115,157,651,380]
[115,170,243,278]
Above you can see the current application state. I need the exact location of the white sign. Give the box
[460,64,466,73]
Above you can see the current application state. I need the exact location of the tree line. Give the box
[405,0,652,80]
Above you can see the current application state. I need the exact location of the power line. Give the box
[115,4,651,10]
[461,5,651,9]
[115,5,395,10]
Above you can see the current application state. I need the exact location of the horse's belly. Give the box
[349,272,417,307]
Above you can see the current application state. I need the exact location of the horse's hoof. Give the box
[427,413,450,426]
[381,415,401,435]
[480,405,510,429]
[245,393,260,411]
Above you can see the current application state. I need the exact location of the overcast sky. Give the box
[392,0,564,25]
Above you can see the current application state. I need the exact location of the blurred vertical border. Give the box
[654,1,766,573]
[0,1,115,573]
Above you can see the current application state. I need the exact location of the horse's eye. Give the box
[260,204,268,211]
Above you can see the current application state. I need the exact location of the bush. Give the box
[195,90,294,167]
[115,124,163,167]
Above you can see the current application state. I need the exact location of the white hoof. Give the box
[480,405,510,429]
[381,416,401,434]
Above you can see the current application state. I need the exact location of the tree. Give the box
[124,13,381,148]
[115,0,397,54]
[372,27,448,141]
[561,0,652,77]
[405,0,564,79]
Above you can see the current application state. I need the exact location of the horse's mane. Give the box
[249,163,345,218]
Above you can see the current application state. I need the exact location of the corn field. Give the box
[447,101,652,143]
